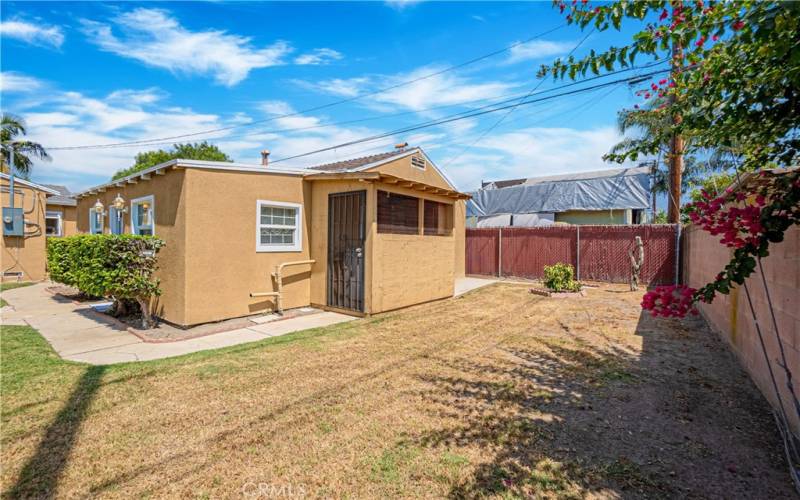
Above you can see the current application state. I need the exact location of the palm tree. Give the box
[608,101,722,210]
[1,113,50,178]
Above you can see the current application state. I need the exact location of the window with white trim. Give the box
[256,200,302,252]
[45,210,63,237]
[89,210,103,234]
[131,195,155,235]
[109,207,124,235]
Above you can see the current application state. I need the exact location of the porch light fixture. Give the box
[93,199,106,216]
[112,194,127,212]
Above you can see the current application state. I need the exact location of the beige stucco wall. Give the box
[76,169,189,325]
[1,179,49,282]
[683,224,800,437]
[369,183,459,313]
[45,204,78,237]
[181,168,311,326]
[309,179,375,312]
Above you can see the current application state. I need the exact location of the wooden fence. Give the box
[466,224,679,285]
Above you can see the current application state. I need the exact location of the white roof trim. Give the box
[327,147,459,191]
[75,158,307,197]
[0,173,60,195]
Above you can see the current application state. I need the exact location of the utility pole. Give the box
[667,3,684,224]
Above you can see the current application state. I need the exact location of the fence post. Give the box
[498,227,503,278]
[576,226,581,281]
[674,223,681,285]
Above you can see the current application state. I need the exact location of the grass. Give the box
[0,281,33,307]
[0,283,791,498]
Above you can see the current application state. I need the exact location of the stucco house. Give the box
[468,166,651,227]
[1,173,60,282]
[74,146,469,327]
[42,184,78,237]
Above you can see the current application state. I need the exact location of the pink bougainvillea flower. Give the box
[732,20,745,30]
[659,9,669,21]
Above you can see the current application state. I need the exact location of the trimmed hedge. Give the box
[47,235,165,327]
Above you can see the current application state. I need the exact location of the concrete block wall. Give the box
[683,224,800,436]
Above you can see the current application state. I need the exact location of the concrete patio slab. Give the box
[1,282,357,365]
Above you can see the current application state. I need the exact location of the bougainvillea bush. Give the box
[641,170,800,317]
[47,235,165,328]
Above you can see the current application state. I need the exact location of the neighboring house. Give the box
[74,146,469,327]
[1,173,60,282]
[468,166,651,227]
[42,184,78,237]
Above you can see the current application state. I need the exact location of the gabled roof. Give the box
[308,147,458,191]
[308,149,409,172]
[0,173,60,195]
[468,165,651,217]
[483,166,651,190]
[42,184,77,206]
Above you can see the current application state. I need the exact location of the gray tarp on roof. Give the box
[467,166,650,217]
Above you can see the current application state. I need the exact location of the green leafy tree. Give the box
[0,113,51,178]
[541,1,799,171]
[112,142,233,180]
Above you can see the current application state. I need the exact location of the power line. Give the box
[44,24,566,151]
[442,28,596,168]
[268,66,673,166]
[48,60,667,152]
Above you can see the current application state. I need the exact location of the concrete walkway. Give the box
[454,276,497,296]
[0,283,354,365]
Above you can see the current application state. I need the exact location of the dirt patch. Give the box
[45,285,99,303]
[2,283,795,498]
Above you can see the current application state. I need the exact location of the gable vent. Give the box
[411,155,426,170]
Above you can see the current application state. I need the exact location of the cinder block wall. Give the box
[683,224,799,436]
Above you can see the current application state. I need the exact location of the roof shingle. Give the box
[307,149,408,172]
[43,184,77,206]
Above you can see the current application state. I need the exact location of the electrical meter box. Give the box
[2,207,24,236]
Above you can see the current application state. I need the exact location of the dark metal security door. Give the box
[327,190,366,312]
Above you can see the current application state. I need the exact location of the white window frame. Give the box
[45,210,63,237]
[109,206,124,235]
[256,200,303,253]
[89,210,103,234]
[130,195,155,236]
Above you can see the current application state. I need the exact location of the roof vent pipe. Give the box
[261,149,270,167]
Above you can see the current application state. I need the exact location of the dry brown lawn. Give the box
[1,283,794,498]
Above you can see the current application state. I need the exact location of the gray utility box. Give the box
[2,207,24,236]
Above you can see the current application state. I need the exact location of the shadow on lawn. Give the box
[411,308,794,499]
[7,365,107,499]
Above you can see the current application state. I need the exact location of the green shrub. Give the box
[47,235,165,327]
[543,263,581,292]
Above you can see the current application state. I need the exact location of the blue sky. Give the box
[1,1,657,192]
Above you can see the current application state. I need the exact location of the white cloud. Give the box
[80,8,292,86]
[298,67,516,113]
[294,48,343,66]
[471,15,486,22]
[0,72,44,93]
[440,126,627,191]
[385,0,423,10]
[506,40,574,64]
[0,19,64,48]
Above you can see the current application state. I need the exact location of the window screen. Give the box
[131,197,154,236]
[45,211,62,236]
[378,190,419,235]
[424,200,453,236]
[257,201,302,252]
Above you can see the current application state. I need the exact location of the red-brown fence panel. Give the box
[465,224,678,285]
[465,228,499,276]
[578,225,676,285]
[500,227,576,279]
